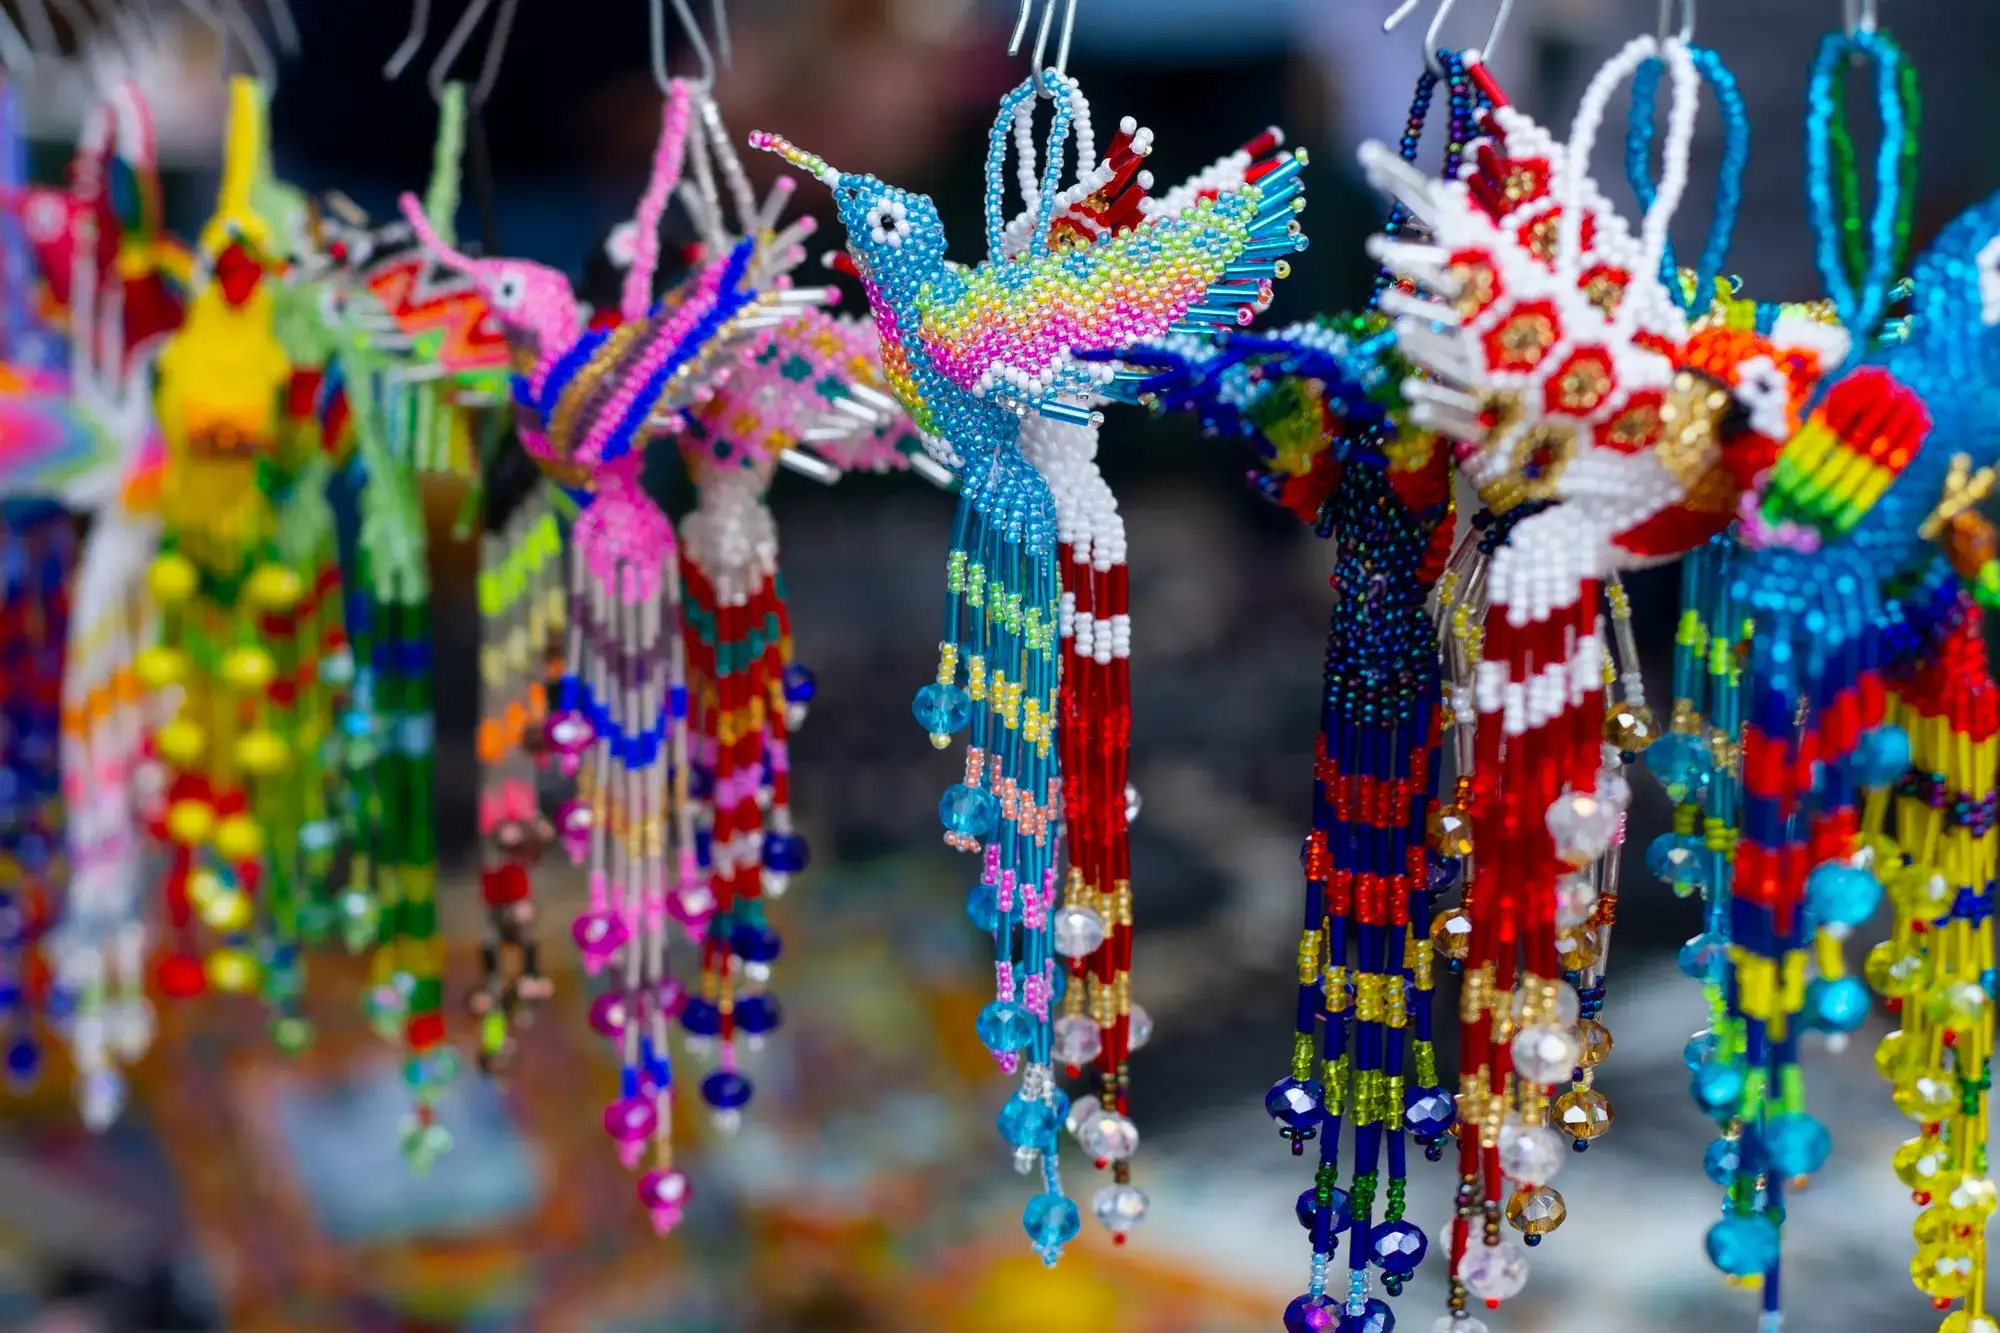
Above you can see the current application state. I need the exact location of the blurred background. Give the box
[1,0,1997,1329]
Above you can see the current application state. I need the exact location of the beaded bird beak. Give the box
[745,132,840,187]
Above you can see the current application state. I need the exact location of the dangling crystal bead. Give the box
[1051,904,1108,958]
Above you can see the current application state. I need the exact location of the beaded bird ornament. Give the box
[1672,24,2000,1330]
[1106,52,1487,1326]
[1355,35,1848,1320]
[403,75,853,1227]
[754,65,1308,1262]
[0,74,184,1119]
[143,75,350,1044]
[33,78,185,1129]
[308,81,543,1077]
[1005,93,1302,1243]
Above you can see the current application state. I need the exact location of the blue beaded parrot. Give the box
[1682,186,2000,1328]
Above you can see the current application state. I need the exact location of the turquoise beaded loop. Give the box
[1805,27,1920,344]
[1626,45,1749,319]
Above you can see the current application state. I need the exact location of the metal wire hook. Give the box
[186,0,277,85]
[1384,0,1512,74]
[1657,0,1694,42]
[1008,0,1077,96]
[649,0,717,94]
[0,8,31,74]
[1843,0,1878,35]
[384,0,430,79]
[428,0,520,107]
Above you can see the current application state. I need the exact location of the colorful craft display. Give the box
[10,2,2000,1329]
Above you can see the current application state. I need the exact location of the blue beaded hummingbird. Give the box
[754,72,1309,1263]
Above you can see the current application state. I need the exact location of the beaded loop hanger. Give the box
[1806,18,1920,344]
[1625,0,1749,319]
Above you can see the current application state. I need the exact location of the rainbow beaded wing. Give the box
[920,152,1308,420]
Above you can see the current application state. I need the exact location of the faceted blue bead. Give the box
[0,980,20,1011]
[1691,1059,1747,1116]
[1264,1077,1328,1131]
[3,1036,39,1087]
[1645,732,1715,803]
[1049,965,1068,1004]
[1702,1133,1765,1186]
[1804,863,1882,929]
[1022,1191,1080,1254]
[912,683,973,736]
[1805,975,1870,1033]
[1683,1028,1717,1071]
[965,882,1001,933]
[782,663,817,704]
[700,1069,753,1109]
[1402,1085,1456,1139]
[1757,1113,1831,1177]
[680,998,722,1037]
[1705,1213,1779,1277]
[939,784,1000,839]
[974,1000,1035,1054]
[763,832,810,874]
[1645,833,1705,886]
[1677,932,1726,982]
[736,993,782,1035]
[1294,1185,1352,1230]
[340,708,374,739]
[1852,724,1912,788]
[732,924,783,964]
[1282,1294,1338,1333]
[1427,855,1461,892]
[1345,1297,1396,1333]
[1370,1218,1427,1274]
[996,1096,1058,1148]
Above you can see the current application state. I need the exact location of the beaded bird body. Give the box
[755,68,1308,1262]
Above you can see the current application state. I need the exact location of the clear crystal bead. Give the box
[1091,1182,1149,1235]
[1553,873,1598,929]
[1077,1108,1140,1162]
[1052,904,1108,959]
[1053,1014,1102,1067]
[1510,1023,1582,1085]
[1128,1004,1153,1051]
[1456,1237,1530,1303]
[1545,791,1619,866]
[1497,1115,1565,1185]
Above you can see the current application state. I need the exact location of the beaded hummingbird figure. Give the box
[754,68,1308,1262]
[405,76,849,1229]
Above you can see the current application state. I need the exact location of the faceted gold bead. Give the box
[1864,940,1926,997]
[1556,927,1602,970]
[1911,1244,1974,1301]
[1875,1029,1921,1080]
[1947,1176,1998,1221]
[1913,1205,1954,1246]
[1506,1185,1567,1236]
[1941,1310,2000,1333]
[1575,1018,1614,1068]
[206,947,259,995]
[1428,805,1474,858]
[1431,908,1473,962]
[1894,1077,1959,1123]
[1554,1086,1613,1141]
[1603,701,1657,753]
[200,891,253,933]
[1895,1137,1950,1190]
